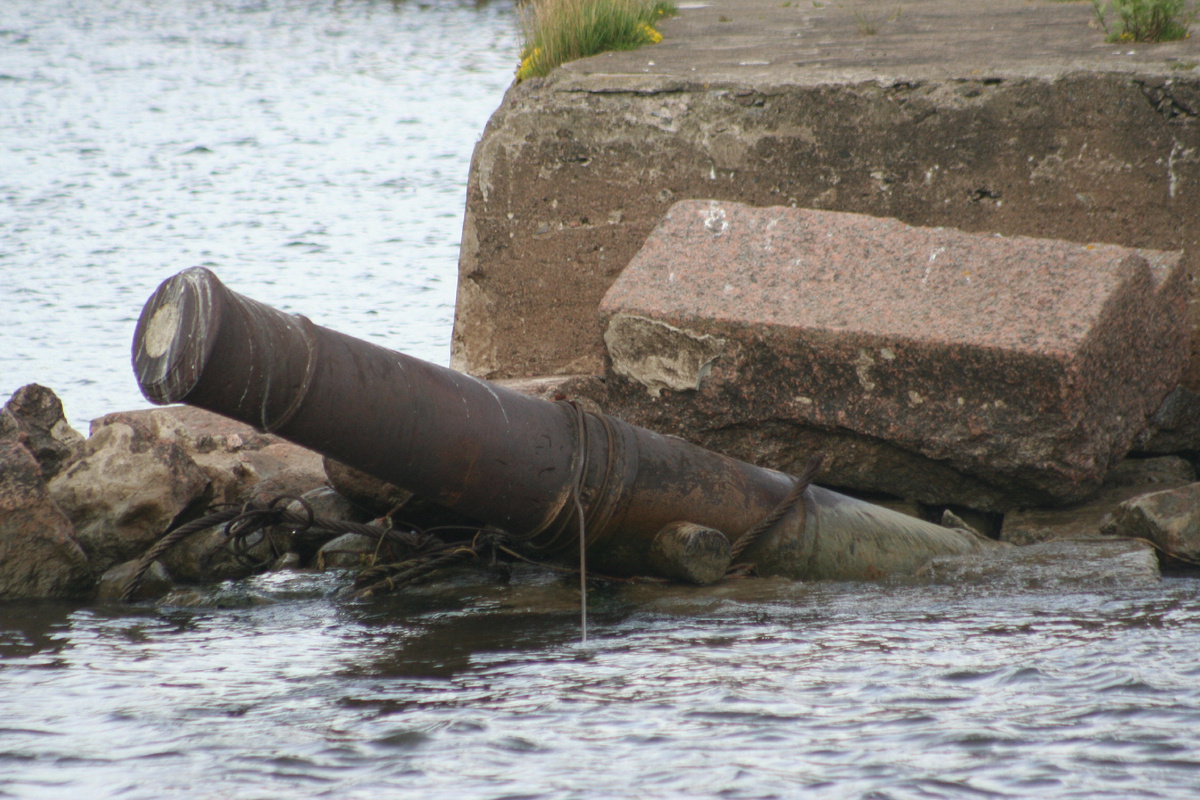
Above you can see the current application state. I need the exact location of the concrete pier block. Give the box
[598,200,1187,509]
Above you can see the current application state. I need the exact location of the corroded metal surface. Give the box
[745,485,991,581]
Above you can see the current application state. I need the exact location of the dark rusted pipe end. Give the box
[132,267,317,432]
[132,266,226,406]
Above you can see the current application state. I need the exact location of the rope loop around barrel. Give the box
[729,453,825,565]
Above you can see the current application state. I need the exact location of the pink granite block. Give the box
[599,200,1188,508]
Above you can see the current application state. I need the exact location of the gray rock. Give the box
[102,406,329,509]
[96,559,175,602]
[647,521,731,586]
[287,486,369,561]
[236,442,328,506]
[917,538,1160,589]
[2,384,85,480]
[1135,386,1200,455]
[157,524,285,584]
[287,485,364,523]
[157,486,362,582]
[317,533,383,570]
[0,407,17,440]
[48,411,211,573]
[1101,483,1200,562]
[940,509,988,539]
[1001,456,1197,545]
[0,441,93,599]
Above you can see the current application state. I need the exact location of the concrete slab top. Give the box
[601,200,1176,356]
[558,0,1200,88]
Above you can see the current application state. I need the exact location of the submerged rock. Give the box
[918,538,1160,589]
[317,533,382,570]
[97,558,175,602]
[1001,456,1197,545]
[156,487,359,583]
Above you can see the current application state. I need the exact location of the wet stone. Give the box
[1101,483,1200,562]
[647,521,732,585]
[917,538,1160,589]
[97,559,175,602]
[158,525,286,584]
[288,486,369,561]
[317,533,382,570]
[0,440,94,600]
[1001,456,1197,545]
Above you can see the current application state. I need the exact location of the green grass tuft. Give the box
[1091,0,1197,42]
[517,0,677,82]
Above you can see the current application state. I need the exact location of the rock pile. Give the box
[0,385,346,601]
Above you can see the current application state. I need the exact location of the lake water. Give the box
[4,2,1200,798]
[5,570,1200,799]
[2,0,517,431]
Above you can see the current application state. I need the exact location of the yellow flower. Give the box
[517,47,543,81]
[640,23,663,44]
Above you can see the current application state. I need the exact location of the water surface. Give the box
[1,0,517,430]
[4,572,1200,799]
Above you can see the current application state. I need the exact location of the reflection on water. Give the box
[0,0,518,430]
[4,571,1200,799]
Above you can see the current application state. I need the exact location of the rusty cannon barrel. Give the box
[133,268,991,582]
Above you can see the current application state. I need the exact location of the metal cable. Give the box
[121,495,437,602]
[729,453,824,564]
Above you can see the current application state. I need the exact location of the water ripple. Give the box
[0,0,519,430]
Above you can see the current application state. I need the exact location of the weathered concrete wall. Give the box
[452,0,1200,384]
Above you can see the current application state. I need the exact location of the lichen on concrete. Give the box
[604,313,727,396]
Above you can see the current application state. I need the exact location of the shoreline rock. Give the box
[1,386,336,600]
[451,0,1198,515]
[0,440,93,599]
